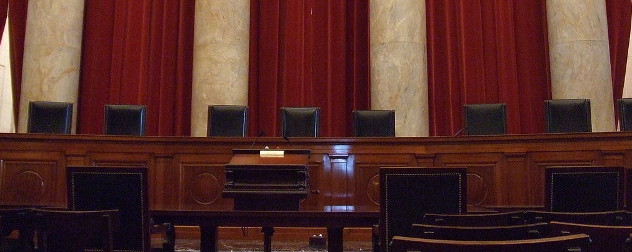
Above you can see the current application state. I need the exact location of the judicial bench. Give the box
[0,132,632,250]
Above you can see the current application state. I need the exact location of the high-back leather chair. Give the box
[380,167,467,252]
[618,98,632,131]
[545,99,591,133]
[27,101,73,134]
[280,107,320,137]
[67,166,149,252]
[104,105,147,136]
[463,103,507,135]
[545,166,624,212]
[353,110,395,137]
[207,105,248,137]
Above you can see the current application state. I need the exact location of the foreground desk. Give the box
[151,206,379,252]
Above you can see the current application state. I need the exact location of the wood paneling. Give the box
[2,132,632,210]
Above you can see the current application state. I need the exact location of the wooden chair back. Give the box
[524,210,632,225]
[550,221,632,252]
[389,234,591,252]
[409,222,551,241]
[421,211,525,226]
[33,209,118,252]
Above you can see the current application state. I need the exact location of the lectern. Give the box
[223,149,310,211]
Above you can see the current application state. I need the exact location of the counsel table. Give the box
[151,206,379,252]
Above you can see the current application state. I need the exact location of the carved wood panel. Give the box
[0,151,65,206]
[435,153,503,206]
[353,154,417,209]
[175,154,233,210]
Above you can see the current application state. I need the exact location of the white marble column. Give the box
[191,0,250,137]
[17,0,85,133]
[547,0,615,132]
[370,0,428,137]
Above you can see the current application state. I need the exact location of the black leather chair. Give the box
[380,167,467,252]
[34,209,118,252]
[207,105,248,137]
[463,103,507,135]
[67,166,149,252]
[104,105,147,136]
[27,101,73,134]
[545,166,624,212]
[353,110,395,137]
[280,107,320,137]
[618,98,632,131]
[545,99,591,133]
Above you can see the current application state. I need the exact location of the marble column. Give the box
[547,0,615,132]
[17,0,85,133]
[191,0,250,137]
[370,0,428,137]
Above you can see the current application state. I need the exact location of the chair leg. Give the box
[372,224,380,252]
[162,223,175,252]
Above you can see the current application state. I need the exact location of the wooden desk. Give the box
[150,206,379,252]
[0,132,631,210]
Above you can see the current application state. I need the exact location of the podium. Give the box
[223,149,310,211]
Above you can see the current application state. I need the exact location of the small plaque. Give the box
[260,150,284,157]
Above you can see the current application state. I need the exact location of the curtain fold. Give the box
[78,0,193,136]
[7,0,27,130]
[606,0,631,120]
[248,0,370,137]
[426,0,551,136]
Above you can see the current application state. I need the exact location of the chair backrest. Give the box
[280,107,320,137]
[67,166,149,252]
[524,210,632,226]
[27,101,73,134]
[0,208,35,251]
[353,110,395,137]
[463,103,507,135]
[545,166,624,212]
[409,222,551,241]
[33,209,118,252]
[545,99,591,133]
[207,105,248,137]
[550,221,632,252]
[421,211,525,226]
[104,105,147,136]
[389,234,591,252]
[380,167,467,252]
[618,98,632,131]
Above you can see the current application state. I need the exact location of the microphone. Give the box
[283,135,299,149]
[249,131,265,148]
[453,127,467,136]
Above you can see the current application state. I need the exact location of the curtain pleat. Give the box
[248,0,370,137]
[78,0,193,136]
[427,0,551,135]
[7,0,27,129]
[606,0,631,121]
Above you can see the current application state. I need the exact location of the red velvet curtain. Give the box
[606,0,631,120]
[427,0,552,136]
[78,0,194,136]
[0,0,27,129]
[248,0,370,137]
